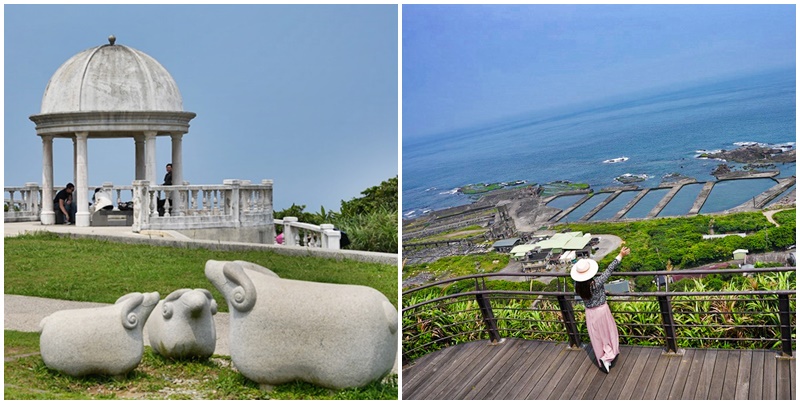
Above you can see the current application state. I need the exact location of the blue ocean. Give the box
[403,69,796,219]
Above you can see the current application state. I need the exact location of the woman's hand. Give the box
[620,246,631,257]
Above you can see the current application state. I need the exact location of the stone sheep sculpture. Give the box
[39,291,160,376]
[204,260,398,389]
[145,288,218,360]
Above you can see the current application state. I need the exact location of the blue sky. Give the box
[4,4,398,212]
[403,4,796,139]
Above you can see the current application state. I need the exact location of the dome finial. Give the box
[108,35,116,46]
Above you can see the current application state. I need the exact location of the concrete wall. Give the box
[175,225,275,245]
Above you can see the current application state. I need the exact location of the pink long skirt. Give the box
[585,303,620,366]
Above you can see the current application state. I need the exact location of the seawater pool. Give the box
[699,178,777,214]
[623,188,670,219]
[590,191,638,221]
[657,183,705,217]
[546,194,586,211]
[558,193,608,223]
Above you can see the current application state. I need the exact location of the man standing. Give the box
[54,183,76,224]
[163,163,173,186]
[158,163,173,216]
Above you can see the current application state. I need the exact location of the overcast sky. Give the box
[4,4,398,212]
[403,4,796,139]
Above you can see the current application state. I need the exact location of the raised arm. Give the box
[594,246,630,285]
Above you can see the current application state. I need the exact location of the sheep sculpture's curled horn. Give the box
[205,260,398,389]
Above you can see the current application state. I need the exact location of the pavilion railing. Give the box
[133,179,274,232]
[402,267,796,365]
[4,182,136,222]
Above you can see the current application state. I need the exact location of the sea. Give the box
[402,69,796,219]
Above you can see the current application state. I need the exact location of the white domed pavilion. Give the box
[30,35,195,227]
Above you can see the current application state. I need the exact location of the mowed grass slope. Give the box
[4,232,398,309]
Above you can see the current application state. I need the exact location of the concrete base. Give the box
[41,211,56,225]
[91,210,134,227]
[76,212,91,227]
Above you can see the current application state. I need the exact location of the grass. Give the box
[4,232,397,309]
[403,251,509,281]
[408,225,487,244]
[4,331,398,400]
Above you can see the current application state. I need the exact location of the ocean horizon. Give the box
[403,68,796,219]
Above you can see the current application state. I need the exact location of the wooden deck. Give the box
[402,338,795,400]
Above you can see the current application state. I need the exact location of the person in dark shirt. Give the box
[158,163,173,216]
[53,183,76,224]
[163,163,173,186]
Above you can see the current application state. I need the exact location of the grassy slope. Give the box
[4,232,397,309]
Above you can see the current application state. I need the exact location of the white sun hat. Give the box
[570,258,599,282]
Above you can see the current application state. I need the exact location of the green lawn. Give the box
[4,232,397,309]
[4,233,399,399]
[4,331,397,400]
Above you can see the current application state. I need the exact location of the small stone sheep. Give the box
[204,260,398,389]
[39,291,160,376]
[145,288,218,359]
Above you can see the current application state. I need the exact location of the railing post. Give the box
[25,182,40,217]
[557,295,581,348]
[224,179,241,227]
[474,278,501,343]
[657,295,679,353]
[321,224,341,250]
[283,216,298,247]
[132,180,150,232]
[777,293,793,357]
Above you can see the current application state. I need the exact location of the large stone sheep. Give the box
[39,292,160,377]
[145,288,218,360]
[204,260,398,389]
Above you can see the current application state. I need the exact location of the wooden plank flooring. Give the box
[402,339,795,400]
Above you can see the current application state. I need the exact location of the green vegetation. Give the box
[460,180,528,195]
[403,252,509,281]
[4,331,397,400]
[407,225,487,244]
[4,232,397,308]
[559,211,795,282]
[274,176,397,253]
[540,181,589,197]
[402,271,795,362]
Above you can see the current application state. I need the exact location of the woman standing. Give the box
[571,246,631,373]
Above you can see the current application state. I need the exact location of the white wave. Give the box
[424,187,437,192]
[602,156,629,164]
[439,188,459,195]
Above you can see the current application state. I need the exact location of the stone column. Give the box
[170,133,184,215]
[72,137,78,185]
[144,131,157,184]
[134,134,145,180]
[170,133,183,185]
[40,135,55,225]
[75,131,90,227]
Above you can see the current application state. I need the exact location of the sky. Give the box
[403,4,796,139]
[4,4,398,212]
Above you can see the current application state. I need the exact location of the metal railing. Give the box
[402,267,796,365]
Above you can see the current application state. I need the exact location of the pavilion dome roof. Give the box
[39,36,185,114]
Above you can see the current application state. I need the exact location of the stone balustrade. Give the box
[4,180,343,250]
[132,179,274,233]
[275,217,341,250]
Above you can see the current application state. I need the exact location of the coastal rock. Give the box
[701,144,795,164]
[204,260,398,389]
[145,288,218,360]
[39,292,159,376]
